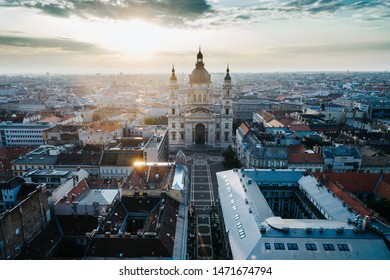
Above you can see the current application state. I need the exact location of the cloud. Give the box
[0,0,389,28]
[283,0,388,15]
[269,40,390,55]
[0,35,109,55]
[0,0,211,25]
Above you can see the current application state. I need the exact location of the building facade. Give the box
[0,183,50,259]
[0,122,51,148]
[322,145,362,173]
[217,169,390,260]
[168,49,233,150]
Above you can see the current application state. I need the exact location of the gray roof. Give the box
[12,154,59,166]
[217,169,390,260]
[322,145,362,159]
[24,169,70,178]
[77,189,119,206]
[298,175,357,222]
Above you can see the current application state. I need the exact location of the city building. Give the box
[11,145,67,176]
[0,147,33,177]
[253,110,284,128]
[322,145,362,172]
[317,173,390,204]
[360,155,390,173]
[217,169,390,260]
[0,182,50,259]
[23,168,88,195]
[143,128,169,162]
[53,178,120,216]
[233,100,274,121]
[237,127,288,169]
[79,121,123,146]
[0,122,51,148]
[288,152,324,173]
[168,49,233,150]
[17,152,189,259]
[145,103,169,118]
[43,124,84,146]
[54,148,102,178]
[84,158,188,259]
[99,149,143,179]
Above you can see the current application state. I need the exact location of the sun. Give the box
[99,20,170,58]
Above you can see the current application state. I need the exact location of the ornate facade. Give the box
[168,49,233,150]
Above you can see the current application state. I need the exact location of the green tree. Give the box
[222,145,241,169]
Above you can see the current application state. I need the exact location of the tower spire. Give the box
[196,46,204,65]
[170,64,177,81]
[224,64,231,81]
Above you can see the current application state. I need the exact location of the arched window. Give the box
[225,108,229,115]
[172,108,175,115]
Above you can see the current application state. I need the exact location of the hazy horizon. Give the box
[0,0,389,74]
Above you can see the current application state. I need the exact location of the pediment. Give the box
[185,110,215,118]
[185,107,215,118]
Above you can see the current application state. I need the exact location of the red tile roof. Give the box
[322,173,381,193]
[288,144,306,154]
[238,122,249,135]
[57,178,89,205]
[0,147,33,172]
[326,181,372,217]
[376,174,390,200]
[279,118,296,126]
[259,110,274,122]
[289,125,312,132]
[288,153,324,163]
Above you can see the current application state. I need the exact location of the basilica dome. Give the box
[189,49,211,84]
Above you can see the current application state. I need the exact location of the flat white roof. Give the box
[217,170,261,260]
[298,175,356,222]
[217,169,389,260]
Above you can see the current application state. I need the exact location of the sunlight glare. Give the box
[100,20,170,58]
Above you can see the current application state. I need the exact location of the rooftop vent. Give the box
[282,227,290,233]
[336,226,345,233]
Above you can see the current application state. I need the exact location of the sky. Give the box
[0,0,389,74]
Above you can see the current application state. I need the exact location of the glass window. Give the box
[337,244,349,251]
[305,243,317,251]
[323,244,335,251]
[265,243,271,250]
[274,243,285,250]
[287,243,298,250]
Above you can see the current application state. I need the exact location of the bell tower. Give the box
[168,65,180,146]
[221,64,233,145]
